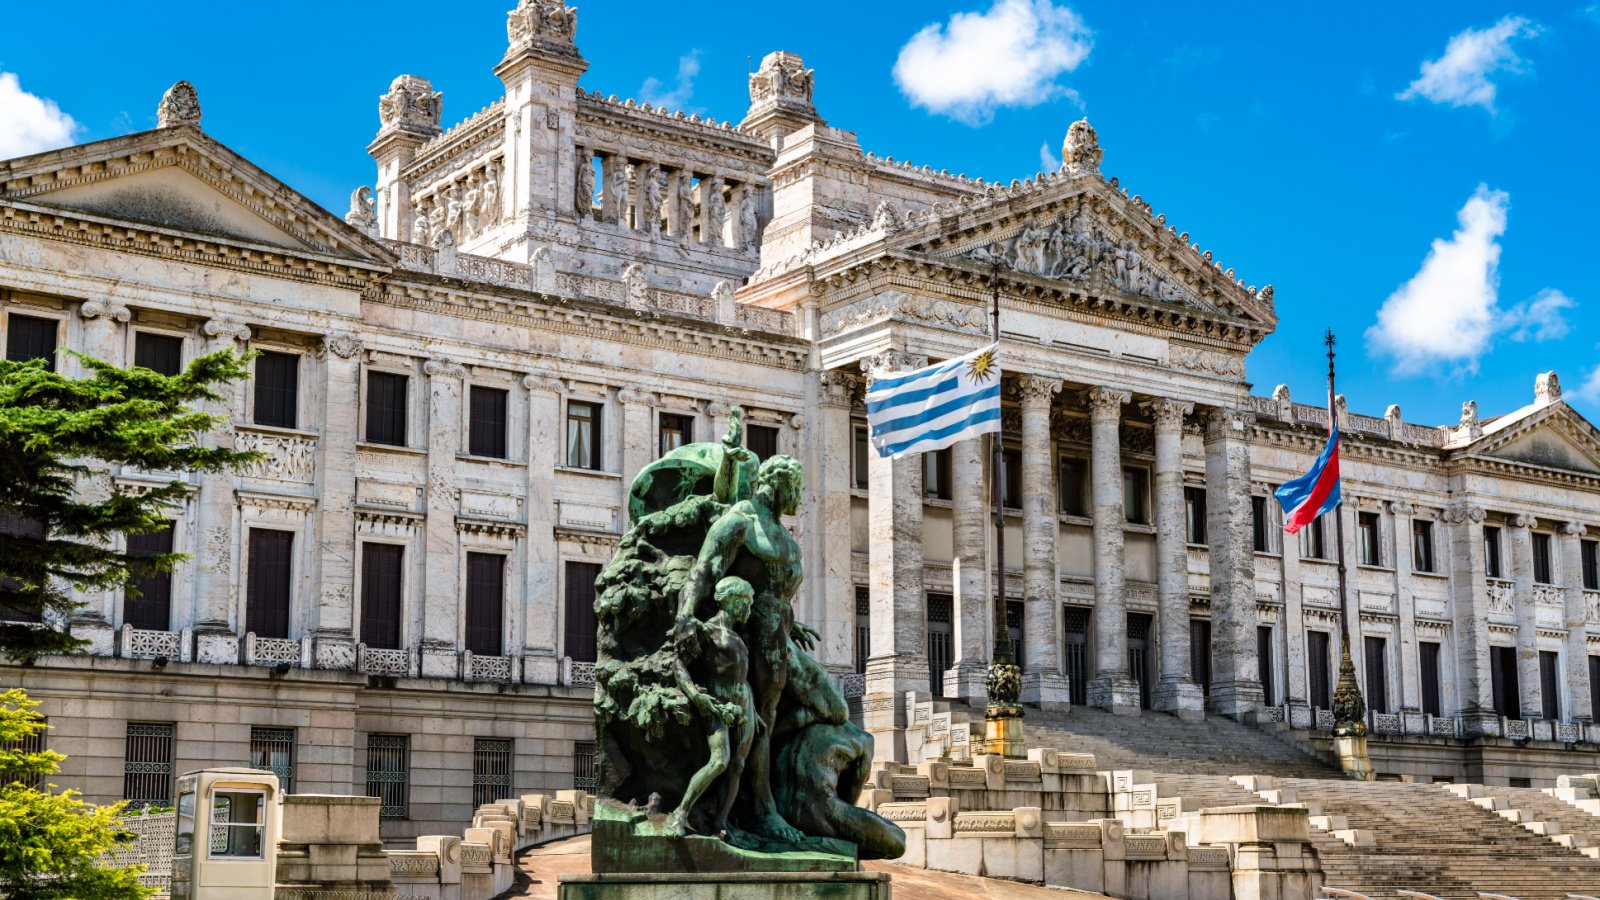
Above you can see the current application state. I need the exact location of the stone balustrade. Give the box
[117,624,188,661]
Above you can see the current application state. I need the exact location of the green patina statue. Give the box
[592,407,905,871]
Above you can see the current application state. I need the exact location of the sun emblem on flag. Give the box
[966,348,997,383]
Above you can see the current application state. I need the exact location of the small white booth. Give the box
[170,767,280,900]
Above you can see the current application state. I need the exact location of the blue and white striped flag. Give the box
[865,343,1001,459]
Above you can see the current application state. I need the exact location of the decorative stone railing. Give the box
[464,652,515,683]
[118,624,187,661]
[1504,718,1531,740]
[243,633,308,668]
[1371,712,1402,735]
[1556,722,1583,743]
[838,672,865,698]
[1315,708,1335,731]
[357,644,413,677]
[734,303,791,333]
[234,428,317,482]
[103,811,175,892]
[458,841,492,871]
[1428,716,1459,737]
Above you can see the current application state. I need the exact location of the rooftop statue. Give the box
[591,407,905,871]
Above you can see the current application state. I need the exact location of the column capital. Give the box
[1388,499,1415,517]
[202,317,251,343]
[1203,407,1255,442]
[78,299,131,323]
[862,349,926,381]
[1143,397,1194,429]
[1442,501,1486,525]
[1085,385,1130,417]
[819,369,860,408]
[1509,513,1538,530]
[321,332,362,359]
[422,355,466,379]
[618,384,658,406]
[1562,521,1589,538]
[522,370,564,394]
[1015,374,1062,408]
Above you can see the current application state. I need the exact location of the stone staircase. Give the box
[1445,783,1600,857]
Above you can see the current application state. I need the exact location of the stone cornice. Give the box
[576,93,773,173]
[404,99,507,187]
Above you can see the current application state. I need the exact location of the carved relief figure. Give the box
[345,186,378,237]
[378,75,442,134]
[675,174,696,239]
[507,0,577,48]
[157,80,202,129]
[481,160,501,228]
[575,149,596,219]
[704,182,727,246]
[605,157,629,225]
[443,184,464,241]
[463,180,482,238]
[748,51,815,106]
[737,190,758,250]
[412,198,435,245]
[640,166,667,236]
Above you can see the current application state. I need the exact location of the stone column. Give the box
[1018,375,1070,708]
[618,386,656,522]
[77,300,130,365]
[420,356,466,678]
[816,371,858,674]
[1204,408,1263,718]
[947,435,990,701]
[1389,501,1420,713]
[522,371,565,685]
[1508,514,1542,719]
[71,301,132,636]
[863,351,928,762]
[1086,386,1138,714]
[1148,397,1203,719]
[1444,501,1495,733]
[191,318,250,663]
[1561,522,1592,722]
[310,333,362,668]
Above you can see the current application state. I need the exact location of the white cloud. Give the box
[1502,288,1575,342]
[1397,16,1541,111]
[639,51,701,112]
[1038,141,1060,172]
[1575,364,1600,406]
[0,71,80,159]
[894,0,1092,125]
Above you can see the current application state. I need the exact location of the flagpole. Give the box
[1325,330,1372,775]
[985,261,1024,757]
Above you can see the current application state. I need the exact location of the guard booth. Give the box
[170,767,280,900]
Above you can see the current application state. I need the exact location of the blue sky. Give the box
[3,0,1597,426]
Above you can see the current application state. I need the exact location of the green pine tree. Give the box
[0,350,258,658]
[0,688,152,899]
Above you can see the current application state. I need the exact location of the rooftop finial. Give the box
[157,81,202,129]
[1535,371,1562,405]
[1061,117,1101,177]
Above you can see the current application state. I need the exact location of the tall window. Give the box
[1123,468,1149,524]
[853,425,869,490]
[245,529,294,639]
[1001,447,1023,508]
[564,561,600,663]
[464,552,505,656]
[1412,520,1436,574]
[1300,515,1328,561]
[253,351,299,428]
[123,723,175,808]
[1065,607,1091,706]
[853,587,870,675]
[468,386,509,459]
[1258,625,1275,706]
[365,371,408,446]
[1358,512,1381,566]
[1532,532,1554,585]
[1540,651,1561,720]
[658,413,693,456]
[133,332,183,375]
[1184,487,1207,544]
[1252,496,1271,553]
[359,543,405,650]
[1484,526,1504,578]
[249,727,296,793]
[5,314,57,367]
[1591,656,1600,723]
[1059,458,1088,516]
[365,734,410,819]
[926,593,953,696]
[1190,617,1212,698]
[1420,641,1443,717]
[1491,646,1520,719]
[746,423,779,461]
[0,514,45,622]
[1584,539,1599,590]
[923,448,952,501]
[567,401,601,470]
[1,712,46,787]
[472,738,513,809]
[124,522,176,631]
[572,741,596,792]
[1364,636,1389,714]
[1308,631,1332,709]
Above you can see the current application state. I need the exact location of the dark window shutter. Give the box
[133,333,184,376]
[0,513,46,621]
[365,372,409,446]
[1364,636,1388,714]
[1308,631,1331,709]
[360,544,405,649]
[469,387,509,459]
[465,553,505,656]
[564,562,600,663]
[246,529,294,638]
[746,424,779,461]
[253,352,299,428]
[6,315,58,368]
[124,523,176,631]
[1257,625,1275,707]
[1420,642,1442,717]
[1540,651,1561,720]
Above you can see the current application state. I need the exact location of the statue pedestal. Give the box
[984,703,1026,758]
[592,799,856,874]
[1333,734,1376,781]
[558,871,891,900]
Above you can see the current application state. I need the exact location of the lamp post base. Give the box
[984,703,1027,758]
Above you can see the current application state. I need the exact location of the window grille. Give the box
[573,740,596,792]
[0,714,46,787]
[926,593,953,697]
[123,722,175,808]
[248,727,296,793]
[1064,606,1090,707]
[853,587,870,675]
[472,739,513,809]
[365,734,409,819]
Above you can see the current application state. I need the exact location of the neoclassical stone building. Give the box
[3,0,1599,838]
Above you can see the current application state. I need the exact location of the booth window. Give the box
[209,790,266,859]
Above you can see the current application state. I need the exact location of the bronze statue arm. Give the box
[672,513,749,636]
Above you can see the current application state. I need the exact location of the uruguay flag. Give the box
[866,343,1001,459]
[1274,427,1341,535]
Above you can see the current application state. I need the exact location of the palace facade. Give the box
[3,0,1599,840]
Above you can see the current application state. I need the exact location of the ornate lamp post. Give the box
[984,262,1025,757]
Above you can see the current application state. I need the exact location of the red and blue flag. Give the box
[1275,427,1341,535]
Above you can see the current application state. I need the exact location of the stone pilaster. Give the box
[522,371,565,685]
[617,386,656,522]
[1204,407,1263,718]
[1508,514,1542,719]
[493,7,587,247]
[815,370,858,675]
[863,351,928,762]
[1018,375,1070,708]
[1389,500,1420,712]
[309,333,361,668]
[1147,397,1203,719]
[1561,522,1591,722]
[191,319,250,661]
[1444,501,1495,733]
[947,434,990,701]
[420,356,466,678]
[71,301,132,633]
[1086,386,1138,714]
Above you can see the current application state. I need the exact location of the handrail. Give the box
[1320,889,1376,900]
[1564,895,1600,900]
[1478,894,1523,900]
[1398,892,1447,900]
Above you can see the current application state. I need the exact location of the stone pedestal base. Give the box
[1333,734,1376,781]
[420,645,458,678]
[70,619,115,656]
[1206,680,1265,720]
[1460,708,1503,738]
[943,663,988,705]
[193,631,239,665]
[523,652,560,685]
[984,704,1027,758]
[558,872,891,900]
[1020,670,1072,710]
[1087,676,1142,716]
[1151,678,1206,721]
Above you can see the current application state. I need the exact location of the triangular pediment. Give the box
[0,127,393,265]
[1465,402,1600,474]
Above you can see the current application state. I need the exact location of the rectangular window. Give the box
[1190,617,1212,698]
[468,386,509,459]
[1358,512,1381,566]
[465,552,505,657]
[566,401,601,470]
[5,314,57,367]
[248,727,295,793]
[1591,656,1600,722]
[365,734,409,819]
[245,529,294,639]
[853,425,869,491]
[208,790,266,859]
[1184,487,1207,545]
[0,514,45,622]
[1252,496,1271,552]
[1301,516,1328,560]
[133,332,183,376]
[1006,600,1025,670]
[1002,447,1023,509]
[1364,636,1389,714]
[1123,468,1149,524]
[1065,606,1091,706]
[746,423,779,461]
[1491,645,1521,719]
[573,740,596,792]
[1420,641,1443,717]
[124,522,176,632]
[365,371,408,446]
[359,543,405,650]
[1059,458,1088,516]
[123,722,175,808]
[923,448,952,501]
[472,738,513,809]
[564,561,600,663]
[1258,625,1275,707]
[253,351,299,429]
[1484,526,1504,579]
[1583,539,1599,590]
[1540,651,1561,721]
[926,593,953,696]
[658,412,693,456]
[1308,631,1332,709]
[1412,520,1436,574]
[1533,532,1553,585]
[854,587,871,675]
